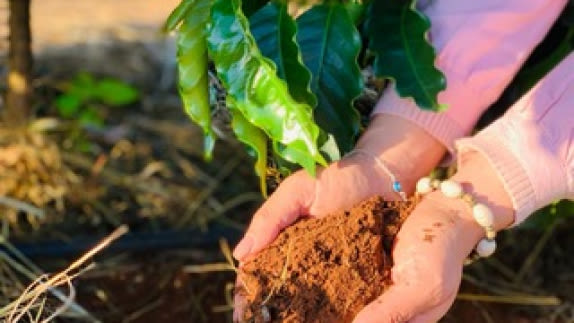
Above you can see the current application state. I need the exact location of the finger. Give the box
[233,171,316,261]
[352,285,429,323]
[233,285,248,323]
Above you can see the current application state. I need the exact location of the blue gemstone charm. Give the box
[392,181,402,193]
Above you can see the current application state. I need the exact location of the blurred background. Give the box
[0,0,572,322]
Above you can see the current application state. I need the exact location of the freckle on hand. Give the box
[433,222,443,228]
[423,234,435,242]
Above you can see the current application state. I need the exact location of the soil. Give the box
[238,196,418,323]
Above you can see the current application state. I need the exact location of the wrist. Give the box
[451,151,514,231]
[411,151,515,261]
[356,114,447,194]
[418,191,485,261]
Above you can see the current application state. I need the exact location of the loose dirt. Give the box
[237,196,418,323]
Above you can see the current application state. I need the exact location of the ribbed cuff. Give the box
[456,133,536,226]
[373,91,464,157]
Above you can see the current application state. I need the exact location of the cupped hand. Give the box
[232,153,397,322]
[231,114,448,263]
[352,192,485,323]
[353,150,515,323]
[232,152,396,262]
[232,115,449,322]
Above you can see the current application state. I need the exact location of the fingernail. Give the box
[233,236,254,261]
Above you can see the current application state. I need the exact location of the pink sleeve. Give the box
[373,0,567,153]
[456,53,574,225]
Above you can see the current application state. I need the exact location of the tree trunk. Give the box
[5,0,32,126]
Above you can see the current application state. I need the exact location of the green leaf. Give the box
[164,0,194,32]
[176,0,216,161]
[68,72,97,101]
[208,0,326,175]
[318,132,341,162]
[297,4,363,154]
[229,104,268,197]
[345,2,365,25]
[78,106,104,128]
[366,0,446,111]
[519,200,574,231]
[250,1,317,107]
[560,1,574,27]
[242,0,269,17]
[55,94,82,118]
[94,79,139,106]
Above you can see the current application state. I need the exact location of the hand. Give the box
[232,154,395,322]
[232,115,447,322]
[232,152,394,262]
[353,152,515,322]
[232,114,447,262]
[353,193,483,322]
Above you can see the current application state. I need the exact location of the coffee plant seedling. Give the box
[165,0,446,195]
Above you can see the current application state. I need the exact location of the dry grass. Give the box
[0,129,76,230]
[0,225,128,322]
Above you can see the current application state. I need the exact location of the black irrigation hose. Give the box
[2,225,242,259]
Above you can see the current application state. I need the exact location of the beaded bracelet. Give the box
[347,149,407,201]
[415,177,497,264]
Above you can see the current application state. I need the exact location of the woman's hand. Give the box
[232,115,447,322]
[232,151,396,261]
[233,115,447,262]
[353,192,483,322]
[354,152,515,322]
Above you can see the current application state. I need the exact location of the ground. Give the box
[0,1,572,322]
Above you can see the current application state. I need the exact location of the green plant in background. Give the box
[521,200,574,230]
[165,0,446,194]
[55,72,139,127]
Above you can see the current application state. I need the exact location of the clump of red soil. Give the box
[237,196,418,323]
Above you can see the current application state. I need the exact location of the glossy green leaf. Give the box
[345,1,365,25]
[176,0,216,160]
[366,0,447,111]
[164,0,194,31]
[250,1,317,107]
[207,0,326,175]
[297,4,363,154]
[229,104,268,197]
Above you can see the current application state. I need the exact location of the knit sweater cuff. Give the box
[455,132,536,226]
[373,91,464,156]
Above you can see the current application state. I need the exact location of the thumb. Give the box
[233,171,316,261]
[353,279,458,323]
[410,297,456,323]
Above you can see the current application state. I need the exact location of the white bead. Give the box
[440,180,463,198]
[416,177,433,194]
[472,203,494,227]
[476,238,496,257]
